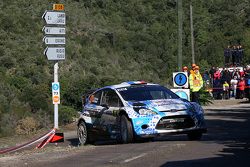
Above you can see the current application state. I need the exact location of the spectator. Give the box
[214,68,221,80]
[237,77,246,99]
[240,68,245,77]
[235,45,241,66]
[189,66,203,104]
[230,76,238,98]
[213,78,223,99]
[182,66,189,74]
[245,65,250,101]
[203,69,210,90]
[190,64,196,75]
[209,66,216,87]
[232,68,240,80]
[245,65,250,78]
[223,81,230,99]
[202,69,210,81]
[209,66,216,78]
[232,45,237,66]
[221,68,231,84]
[238,45,244,65]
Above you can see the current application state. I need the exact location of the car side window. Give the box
[101,89,123,107]
[89,91,102,105]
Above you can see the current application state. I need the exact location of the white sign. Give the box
[43,26,66,35]
[52,82,60,104]
[43,36,66,45]
[44,47,65,60]
[42,11,66,25]
[173,72,189,88]
[171,89,190,101]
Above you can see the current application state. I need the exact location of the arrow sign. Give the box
[42,11,66,25]
[44,47,65,60]
[43,26,66,35]
[43,36,66,45]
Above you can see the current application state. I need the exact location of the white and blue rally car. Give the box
[77,81,207,144]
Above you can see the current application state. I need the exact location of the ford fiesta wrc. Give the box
[77,81,207,145]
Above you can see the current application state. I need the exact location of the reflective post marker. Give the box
[54,62,59,129]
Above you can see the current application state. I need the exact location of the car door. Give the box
[99,89,123,139]
[84,90,106,138]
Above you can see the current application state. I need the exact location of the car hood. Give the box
[127,99,189,112]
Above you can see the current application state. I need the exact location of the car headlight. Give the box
[138,108,157,115]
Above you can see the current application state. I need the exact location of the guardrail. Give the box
[0,128,56,154]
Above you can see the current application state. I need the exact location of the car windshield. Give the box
[117,85,179,102]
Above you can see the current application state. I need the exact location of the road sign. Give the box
[52,82,60,104]
[173,72,188,88]
[43,36,66,45]
[43,26,66,35]
[53,4,64,11]
[42,11,66,25]
[44,47,65,60]
[42,5,66,130]
[171,89,190,101]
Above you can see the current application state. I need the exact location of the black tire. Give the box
[120,115,134,143]
[187,132,202,140]
[77,121,88,145]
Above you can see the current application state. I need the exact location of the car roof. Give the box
[102,81,159,90]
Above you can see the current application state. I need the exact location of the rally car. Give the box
[77,81,206,145]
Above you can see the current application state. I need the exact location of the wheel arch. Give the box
[77,118,86,126]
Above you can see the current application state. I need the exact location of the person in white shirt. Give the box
[230,76,238,98]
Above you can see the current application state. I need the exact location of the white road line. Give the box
[124,153,147,163]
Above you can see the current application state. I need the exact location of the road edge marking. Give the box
[124,153,147,163]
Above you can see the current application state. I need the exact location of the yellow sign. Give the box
[53,95,60,103]
[53,4,64,11]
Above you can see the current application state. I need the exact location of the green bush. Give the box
[199,88,213,106]
[59,106,78,126]
[15,116,40,135]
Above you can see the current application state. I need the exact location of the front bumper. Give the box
[131,114,206,136]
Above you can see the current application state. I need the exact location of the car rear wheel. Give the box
[120,115,134,143]
[187,131,202,140]
[77,121,88,145]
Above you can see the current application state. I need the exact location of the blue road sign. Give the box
[52,83,59,90]
[174,73,187,86]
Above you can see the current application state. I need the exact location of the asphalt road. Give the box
[1,101,250,167]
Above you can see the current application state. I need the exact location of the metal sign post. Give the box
[42,4,66,129]
[53,64,59,129]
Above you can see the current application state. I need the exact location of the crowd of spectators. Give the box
[204,65,250,100]
[181,63,250,102]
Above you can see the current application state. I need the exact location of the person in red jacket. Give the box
[238,77,246,99]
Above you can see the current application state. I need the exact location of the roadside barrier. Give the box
[206,85,250,91]
[0,128,56,154]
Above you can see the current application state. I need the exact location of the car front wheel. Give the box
[77,121,88,145]
[120,115,134,143]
